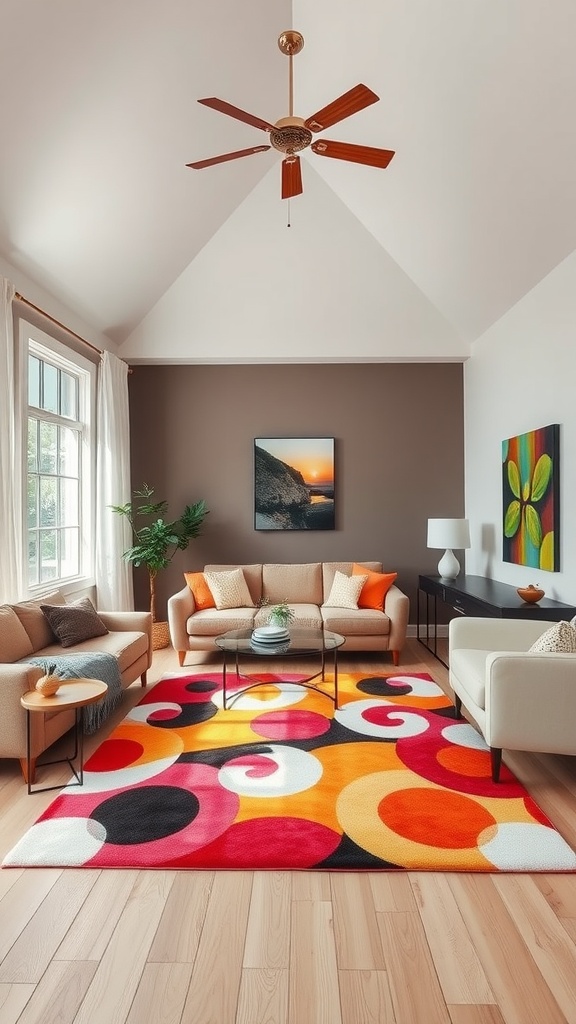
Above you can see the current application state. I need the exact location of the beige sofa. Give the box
[0,590,152,782]
[449,616,576,781]
[168,561,409,666]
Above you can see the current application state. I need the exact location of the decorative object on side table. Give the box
[427,518,471,580]
[35,671,61,697]
[111,484,209,650]
[517,584,545,604]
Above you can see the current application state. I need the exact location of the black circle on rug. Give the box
[90,786,200,844]
[185,680,218,693]
[148,701,218,729]
[357,676,413,697]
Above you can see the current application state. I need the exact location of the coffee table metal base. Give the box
[221,646,341,710]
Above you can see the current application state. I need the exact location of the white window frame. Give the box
[17,319,97,597]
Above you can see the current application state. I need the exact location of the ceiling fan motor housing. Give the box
[270,116,313,155]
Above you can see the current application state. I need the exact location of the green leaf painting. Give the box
[502,424,559,571]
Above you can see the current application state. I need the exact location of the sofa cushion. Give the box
[0,605,34,663]
[450,648,491,709]
[40,597,109,648]
[323,570,367,609]
[262,563,322,605]
[204,568,254,610]
[528,620,576,653]
[185,608,256,635]
[321,607,390,636]
[184,571,216,610]
[352,563,398,610]
[11,590,66,650]
[204,564,262,606]
[38,630,149,677]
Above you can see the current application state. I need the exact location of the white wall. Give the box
[465,249,576,603]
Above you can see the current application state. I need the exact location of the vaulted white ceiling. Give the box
[1,1,575,360]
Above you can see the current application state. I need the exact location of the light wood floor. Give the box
[2,639,576,1024]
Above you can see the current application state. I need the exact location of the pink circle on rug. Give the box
[87,738,144,772]
[146,707,182,722]
[170,816,342,868]
[251,710,331,740]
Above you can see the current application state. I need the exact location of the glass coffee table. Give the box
[214,627,345,709]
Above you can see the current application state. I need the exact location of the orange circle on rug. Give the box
[436,744,492,778]
[378,788,496,849]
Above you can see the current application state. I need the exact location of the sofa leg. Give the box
[140,671,148,687]
[392,650,400,667]
[19,757,36,785]
[454,694,462,719]
[178,650,186,667]
[490,747,503,783]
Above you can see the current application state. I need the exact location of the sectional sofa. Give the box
[168,561,409,666]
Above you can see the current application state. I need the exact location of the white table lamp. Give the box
[427,518,470,580]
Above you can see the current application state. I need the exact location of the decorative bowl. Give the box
[517,585,545,604]
[35,673,61,697]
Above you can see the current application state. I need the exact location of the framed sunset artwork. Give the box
[254,437,335,530]
[502,423,560,571]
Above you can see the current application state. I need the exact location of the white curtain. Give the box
[95,349,134,610]
[0,278,24,602]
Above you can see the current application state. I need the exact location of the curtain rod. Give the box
[14,292,102,355]
[14,292,133,371]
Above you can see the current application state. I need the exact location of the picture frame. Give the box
[502,423,560,571]
[254,437,335,531]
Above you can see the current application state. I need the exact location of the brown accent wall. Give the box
[128,363,465,622]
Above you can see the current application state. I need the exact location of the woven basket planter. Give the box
[152,620,171,651]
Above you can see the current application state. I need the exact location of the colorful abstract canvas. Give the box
[502,423,560,570]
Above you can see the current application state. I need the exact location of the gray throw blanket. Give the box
[21,652,123,734]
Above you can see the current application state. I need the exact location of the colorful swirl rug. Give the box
[4,670,576,871]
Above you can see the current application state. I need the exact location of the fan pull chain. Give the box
[287,199,291,227]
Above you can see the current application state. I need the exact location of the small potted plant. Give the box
[267,600,295,629]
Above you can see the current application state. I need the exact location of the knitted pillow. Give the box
[528,620,576,653]
[41,597,109,648]
[204,568,254,610]
[323,570,368,609]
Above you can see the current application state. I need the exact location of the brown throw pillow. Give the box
[41,597,109,648]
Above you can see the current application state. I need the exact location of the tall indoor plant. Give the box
[111,484,209,648]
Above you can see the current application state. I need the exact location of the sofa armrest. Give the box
[384,585,410,652]
[485,651,576,752]
[0,663,45,752]
[168,586,195,652]
[449,616,549,656]
[97,610,153,667]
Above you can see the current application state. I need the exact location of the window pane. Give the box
[39,476,57,526]
[60,478,78,526]
[28,417,38,472]
[27,476,37,528]
[61,528,79,578]
[28,356,40,407]
[42,362,59,414]
[40,530,58,582]
[28,535,38,586]
[60,371,77,419]
[59,425,79,477]
[39,421,57,473]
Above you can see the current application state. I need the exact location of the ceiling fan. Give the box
[187,29,395,199]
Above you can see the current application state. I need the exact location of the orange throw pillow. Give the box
[184,571,216,610]
[352,563,397,610]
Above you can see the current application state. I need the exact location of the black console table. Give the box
[417,574,576,668]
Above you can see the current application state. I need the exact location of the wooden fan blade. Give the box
[311,139,395,168]
[304,84,379,132]
[282,156,303,199]
[198,97,275,132]
[186,145,271,170]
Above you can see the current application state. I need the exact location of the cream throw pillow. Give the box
[323,570,368,609]
[529,620,576,653]
[204,568,253,610]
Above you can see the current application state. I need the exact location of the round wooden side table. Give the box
[21,678,108,795]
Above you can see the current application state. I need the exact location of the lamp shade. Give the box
[427,518,470,550]
[427,518,470,580]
